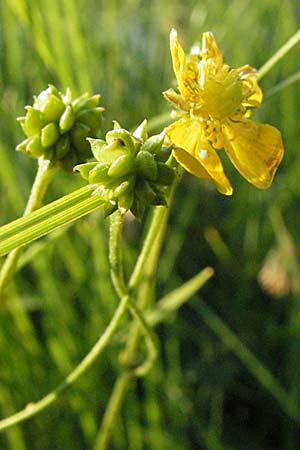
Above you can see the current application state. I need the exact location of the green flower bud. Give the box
[106,129,136,155]
[140,133,164,155]
[17,85,103,168]
[18,106,43,137]
[133,119,148,141]
[46,84,61,97]
[78,120,174,219]
[113,176,135,198]
[63,87,72,104]
[72,94,101,113]
[16,137,30,154]
[34,89,65,122]
[55,135,71,159]
[59,105,75,134]
[88,163,110,183]
[87,138,106,161]
[74,162,99,180]
[107,154,135,178]
[41,122,60,147]
[26,134,44,158]
[98,141,131,165]
[135,150,158,181]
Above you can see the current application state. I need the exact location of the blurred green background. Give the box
[1,0,300,449]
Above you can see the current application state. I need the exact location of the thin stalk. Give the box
[0,294,130,432]
[109,211,126,298]
[0,157,56,297]
[194,297,300,422]
[93,373,132,450]
[128,205,171,291]
[95,178,179,450]
[257,29,300,81]
[108,211,158,376]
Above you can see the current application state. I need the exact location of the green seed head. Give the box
[16,85,104,169]
[76,120,176,219]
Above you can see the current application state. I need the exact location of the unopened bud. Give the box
[34,90,65,122]
[135,150,158,181]
[26,134,44,158]
[89,163,110,183]
[106,129,136,154]
[72,94,101,113]
[41,123,60,147]
[18,106,43,137]
[133,119,148,141]
[97,140,131,165]
[108,154,135,178]
[74,162,98,180]
[59,105,75,134]
[113,176,135,198]
[140,133,164,155]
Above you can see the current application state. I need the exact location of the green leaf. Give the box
[0,186,103,256]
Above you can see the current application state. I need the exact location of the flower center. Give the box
[200,75,243,121]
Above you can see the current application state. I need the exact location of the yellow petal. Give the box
[166,118,233,195]
[222,120,284,188]
[201,32,223,66]
[169,29,200,101]
[169,29,187,94]
[163,88,190,111]
[236,65,263,107]
[173,147,211,179]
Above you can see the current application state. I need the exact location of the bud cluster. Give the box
[17,85,104,168]
[75,120,175,219]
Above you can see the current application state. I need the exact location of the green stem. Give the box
[109,211,127,298]
[108,210,158,376]
[129,205,169,291]
[95,178,179,450]
[0,294,130,432]
[0,157,56,297]
[257,29,300,81]
[93,373,131,450]
[127,299,158,377]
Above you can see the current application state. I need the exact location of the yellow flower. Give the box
[163,29,284,195]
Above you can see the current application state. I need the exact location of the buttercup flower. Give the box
[163,29,284,194]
